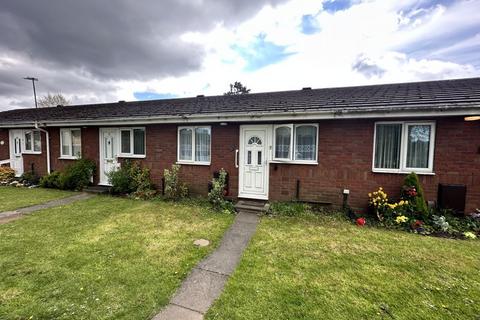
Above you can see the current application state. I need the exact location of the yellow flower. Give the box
[368,193,372,197]
[396,215,408,224]
[399,200,404,206]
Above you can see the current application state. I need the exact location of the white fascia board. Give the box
[0,104,479,128]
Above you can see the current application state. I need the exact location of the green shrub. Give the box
[20,171,40,186]
[108,160,156,199]
[208,169,234,212]
[39,171,62,189]
[163,164,188,200]
[58,159,96,191]
[0,167,15,184]
[402,172,428,219]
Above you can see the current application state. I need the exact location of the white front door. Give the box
[99,128,119,185]
[9,130,24,177]
[239,125,270,200]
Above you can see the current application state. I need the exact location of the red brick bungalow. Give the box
[1,78,479,213]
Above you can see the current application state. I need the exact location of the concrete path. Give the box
[153,211,260,320]
[0,192,94,224]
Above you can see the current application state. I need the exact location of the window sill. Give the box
[58,156,80,160]
[176,161,211,166]
[22,152,42,155]
[117,154,146,159]
[372,169,435,176]
[270,160,318,165]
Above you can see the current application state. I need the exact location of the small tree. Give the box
[163,164,188,200]
[38,93,70,108]
[224,82,251,95]
[401,172,428,218]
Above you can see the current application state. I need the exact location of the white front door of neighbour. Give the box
[239,125,270,200]
[99,128,119,185]
[9,130,24,177]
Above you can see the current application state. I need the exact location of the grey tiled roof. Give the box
[1,77,479,125]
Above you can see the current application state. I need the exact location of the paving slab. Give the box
[152,304,203,320]
[171,268,228,313]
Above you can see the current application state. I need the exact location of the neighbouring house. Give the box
[0,78,479,213]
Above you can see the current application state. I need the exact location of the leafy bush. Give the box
[431,215,450,232]
[0,167,15,184]
[39,171,61,189]
[39,159,95,191]
[163,164,188,200]
[108,160,156,199]
[59,159,96,190]
[20,171,40,186]
[402,172,428,218]
[208,169,234,212]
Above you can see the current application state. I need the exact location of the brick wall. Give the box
[268,117,480,213]
[5,116,478,213]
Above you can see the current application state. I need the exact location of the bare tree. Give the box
[38,93,70,108]
[224,81,251,95]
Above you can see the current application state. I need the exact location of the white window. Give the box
[373,121,435,174]
[273,124,318,163]
[177,126,211,165]
[24,130,41,153]
[60,128,81,158]
[119,128,145,157]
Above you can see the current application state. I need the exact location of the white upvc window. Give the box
[273,124,318,164]
[60,128,81,159]
[119,127,146,157]
[24,130,41,154]
[177,126,211,165]
[373,121,436,174]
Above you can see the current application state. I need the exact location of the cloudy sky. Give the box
[1,0,479,111]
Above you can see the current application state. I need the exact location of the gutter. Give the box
[1,104,479,128]
[34,121,51,174]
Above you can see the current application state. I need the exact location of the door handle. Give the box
[235,149,239,168]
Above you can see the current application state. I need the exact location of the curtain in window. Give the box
[61,130,71,156]
[33,131,41,152]
[25,132,32,151]
[121,130,131,154]
[295,125,316,160]
[71,130,81,157]
[195,127,211,162]
[179,128,192,160]
[406,125,430,168]
[374,124,401,169]
[133,129,145,155]
[275,126,291,159]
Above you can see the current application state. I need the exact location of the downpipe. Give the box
[34,122,51,174]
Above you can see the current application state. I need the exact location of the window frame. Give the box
[177,125,211,165]
[372,121,436,174]
[118,127,146,158]
[272,123,318,164]
[59,128,82,159]
[23,129,42,154]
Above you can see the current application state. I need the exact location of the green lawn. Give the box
[0,196,233,319]
[0,186,73,212]
[207,213,480,320]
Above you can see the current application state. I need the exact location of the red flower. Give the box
[356,217,366,226]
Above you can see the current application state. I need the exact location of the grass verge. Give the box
[206,213,480,320]
[0,195,233,319]
[0,186,73,212]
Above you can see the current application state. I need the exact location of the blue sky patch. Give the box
[232,33,295,71]
[323,0,352,13]
[301,14,320,35]
[134,91,177,100]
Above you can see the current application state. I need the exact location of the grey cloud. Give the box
[0,0,286,80]
[352,55,386,78]
[0,0,286,110]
